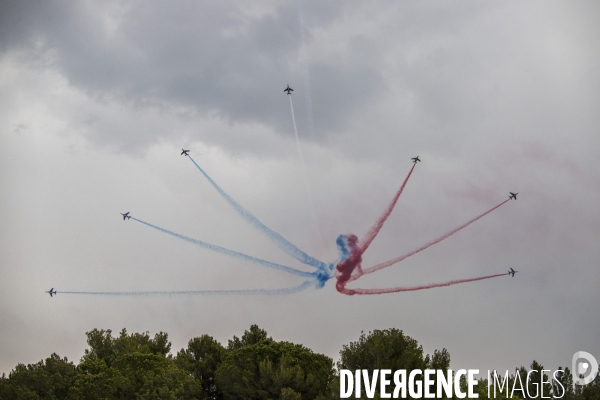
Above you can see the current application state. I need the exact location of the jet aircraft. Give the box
[45,288,57,297]
[509,192,518,200]
[284,85,293,95]
[508,268,518,277]
[411,156,421,163]
[181,149,190,156]
[121,212,131,220]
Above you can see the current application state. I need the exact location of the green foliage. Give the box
[0,353,76,400]
[215,325,334,400]
[279,387,302,400]
[520,360,552,399]
[176,334,225,399]
[227,324,273,350]
[580,368,600,400]
[82,328,172,367]
[338,328,450,399]
[553,367,575,400]
[339,328,436,372]
[2,325,599,400]
[70,328,201,399]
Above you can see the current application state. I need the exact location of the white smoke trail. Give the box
[289,95,323,246]
[297,0,316,141]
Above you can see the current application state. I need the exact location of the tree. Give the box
[0,353,76,399]
[280,387,303,400]
[71,328,201,399]
[580,366,600,400]
[176,334,225,399]
[81,328,172,367]
[554,366,575,399]
[339,329,432,371]
[215,325,334,400]
[3,326,596,400]
[338,328,450,399]
[523,361,553,399]
[227,324,273,350]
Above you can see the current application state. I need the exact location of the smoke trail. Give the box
[340,273,508,295]
[132,218,315,278]
[186,155,326,270]
[359,163,416,254]
[297,0,316,141]
[289,95,323,245]
[349,199,510,282]
[58,280,315,296]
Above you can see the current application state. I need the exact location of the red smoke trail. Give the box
[334,234,362,293]
[359,163,416,254]
[340,273,508,295]
[348,199,510,283]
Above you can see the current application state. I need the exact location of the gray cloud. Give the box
[1,0,388,152]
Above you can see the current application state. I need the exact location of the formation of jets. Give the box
[83,94,523,300]
[45,288,57,297]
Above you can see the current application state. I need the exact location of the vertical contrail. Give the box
[289,95,324,246]
[297,0,316,141]
[131,217,315,278]
[186,155,326,270]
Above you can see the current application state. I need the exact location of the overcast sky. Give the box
[1,0,599,376]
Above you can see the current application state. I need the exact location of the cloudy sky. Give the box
[1,0,599,376]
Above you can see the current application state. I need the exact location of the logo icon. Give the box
[572,351,598,386]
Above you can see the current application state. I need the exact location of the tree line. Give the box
[1,326,598,399]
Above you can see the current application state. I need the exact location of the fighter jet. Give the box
[509,192,518,200]
[411,156,421,163]
[45,288,57,297]
[508,268,518,277]
[284,85,293,95]
[181,149,190,156]
[121,212,131,220]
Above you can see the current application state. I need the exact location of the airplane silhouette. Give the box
[411,156,421,163]
[284,84,293,95]
[121,212,131,220]
[508,268,518,277]
[181,149,190,156]
[509,192,518,200]
[45,288,57,297]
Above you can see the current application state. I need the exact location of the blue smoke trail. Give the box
[58,280,315,296]
[186,155,327,271]
[132,217,315,278]
[288,95,323,245]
